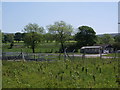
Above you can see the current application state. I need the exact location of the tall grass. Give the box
[2,58,119,88]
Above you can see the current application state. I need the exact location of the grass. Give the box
[103,53,120,57]
[2,41,77,53]
[2,57,119,88]
[2,41,120,88]
[2,42,60,53]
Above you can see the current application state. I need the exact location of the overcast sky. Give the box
[2,2,118,34]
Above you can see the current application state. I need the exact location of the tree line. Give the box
[2,21,120,53]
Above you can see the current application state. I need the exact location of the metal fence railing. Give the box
[2,52,57,61]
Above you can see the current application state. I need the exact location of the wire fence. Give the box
[2,48,120,61]
[2,52,59,61]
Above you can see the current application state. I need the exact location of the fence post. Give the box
[34,54,35,60]
[82,48,86,59]
[59,52,61,60]
[72,49,75,60]
[21,49,25,61]
[114,49,117,59]
[99,48,102,59]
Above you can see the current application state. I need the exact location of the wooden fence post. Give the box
[114,49,117,59]
[72,49,75,60]
[21,49,25,61]
[64,48,67,61]
[82,48,86,59]
[99,48,102,59]
[34,54,35,60]
[59,53,61,60]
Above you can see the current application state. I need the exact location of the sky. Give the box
[118,1,120,33]
[0,2,2,31]
[2,2,118,34]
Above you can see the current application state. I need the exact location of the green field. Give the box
[2,42,61,53]
[2,41,120,88]
[2,58,119,88]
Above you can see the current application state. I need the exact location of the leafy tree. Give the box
[2,33,14,49]
[3,34,14,43]
[23,32,42,53]
[43,33,55,43]
[23,23,44,33]
[114,34,120,42]
[112,42,120,50]
[22,23,44,53]
[112,34,120,50]
[2,33,5,43]
[100,34,114,44]
[14,32,22,42]
[47,21,73,52]
[95,36,102,44]
[3,35,7,43]
[75,26,96,47]
[21,33,27,41]
[0,31,2,49]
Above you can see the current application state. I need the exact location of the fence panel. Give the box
[2,52,58,61]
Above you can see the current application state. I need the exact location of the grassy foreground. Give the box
[2,58,119,88]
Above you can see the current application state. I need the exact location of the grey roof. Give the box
[81,46,102,49]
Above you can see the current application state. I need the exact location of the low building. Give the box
[80,46,102,54]
[80,44,114,54]
[102,44,114,53]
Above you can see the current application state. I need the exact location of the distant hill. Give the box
[97,33,120,37]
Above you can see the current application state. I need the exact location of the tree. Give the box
[2,33,14,49]
[75,26,96,47]
[23,23,44,33]
[23,32,42,53]
[22,23,44,53]
[43,33,55,43]
[2,33,5,43]
[14,32,22,42]
[100,34,114,44]
[112,34,120,50]
[47,21,73,52]
[114,34,120,42]
[96,36,102,44]
[21,33,27,41]
[3,34,14,43]
[0,31,1,40]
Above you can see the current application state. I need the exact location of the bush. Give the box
[112,42,120,50]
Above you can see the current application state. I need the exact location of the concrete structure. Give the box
[80,46,102,54]
[80,45,114,54]
[102,44,114,53]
